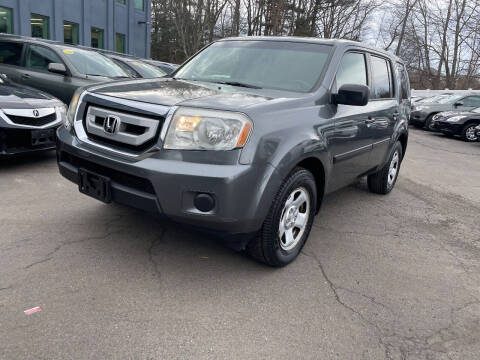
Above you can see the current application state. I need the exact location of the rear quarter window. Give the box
[0,41,23,66]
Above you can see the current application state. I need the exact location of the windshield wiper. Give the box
[211,81,262,89]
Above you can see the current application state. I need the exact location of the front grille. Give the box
[82,105,163,152]
[7,112,57,127]
[60,152,156,195]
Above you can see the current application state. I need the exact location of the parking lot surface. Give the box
[1,128,479,360]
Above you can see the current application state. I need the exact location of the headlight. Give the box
[446,116,465,123]
[55,104,67,122]
[65,88,84,130]
[164,107,253,150]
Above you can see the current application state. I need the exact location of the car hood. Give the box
[89,78,290,111]
[436,111,480,121]
[0,81,62,109]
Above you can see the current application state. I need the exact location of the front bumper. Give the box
[431,121,463,135]
[56,126,281,235]
[0,126,58,156]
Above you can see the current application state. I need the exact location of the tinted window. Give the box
[397,63,410,100]
[462,96,480,107]
[335,52,367,90]
[175,41,332,92]
[26,44,62,71]
[0,41,23,66]
[371,56,391,99]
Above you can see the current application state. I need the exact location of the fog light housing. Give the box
[193,193,215,212]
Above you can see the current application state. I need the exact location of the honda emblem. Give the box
[103,115,120,134]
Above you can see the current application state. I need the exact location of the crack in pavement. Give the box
[148,227,167,279]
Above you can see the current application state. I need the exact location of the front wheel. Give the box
[368,141,403,195]
[247,167,317,267]
[461,123,479,142]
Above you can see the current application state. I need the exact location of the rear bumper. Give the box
[56,126,282,235]
[0,126,58,156]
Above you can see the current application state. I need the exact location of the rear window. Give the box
[371,56,392,99]
[0,41,23,66]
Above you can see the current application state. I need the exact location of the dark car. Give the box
[430,107,480,142]
[57,37,410,267]
[0,35,129,104]
[0,74,65,156]
[104,55,167,78]
[143,59,179,74]
[410,93,480,129]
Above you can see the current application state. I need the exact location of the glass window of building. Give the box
[64,21,79,45]
[135,0,144,10]
[0,7,13,34]
[116,33,126,53]
[91,27,104,49]
[31,14,50,39]
[116,0,127,4]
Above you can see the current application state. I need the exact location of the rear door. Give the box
[366,54,398,167]
[0,40,25,82]
[18,44,73,104]
[329,51,375,189]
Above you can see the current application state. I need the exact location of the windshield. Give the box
[437,94,464,104]
[60,47,128,78]
[418,95,448,103]
[127,60,167,78]
[472,107,480,113]
[174,40,332,92]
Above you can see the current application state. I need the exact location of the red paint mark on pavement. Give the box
[24,306,41,315]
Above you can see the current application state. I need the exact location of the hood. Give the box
[437,111,480,121]
[90,78,286,111]
[0,81,62,109]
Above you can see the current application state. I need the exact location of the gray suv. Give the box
[56,37,410,267]
[0,35,129,104]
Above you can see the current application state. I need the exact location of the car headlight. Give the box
[55,104,67,122]
[65,88,84,130]
[164,107,253,150]
[446,116,465,123]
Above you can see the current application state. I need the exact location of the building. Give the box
[0,0,152,58]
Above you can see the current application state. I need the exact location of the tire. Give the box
[461,123,479,142]
[367,141,403,195]
[424,114,435,131]
[247,167,317,267]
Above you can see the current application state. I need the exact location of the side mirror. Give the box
[454,101,464,107]
[48,63,67,75]
[332,84,370,106]
[0,73,7,80]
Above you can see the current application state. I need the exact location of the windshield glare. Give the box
[128,60,166,78]
[61,47,128,77]
[174,41,332,92]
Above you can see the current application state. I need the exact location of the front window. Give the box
[175,40,332,92]
[31,14,50,39]
[60,47,127,78]
[335,52,367,90]
[64,21,79,45]
[0,7,13,34]
[25,45,63,71]
[126,60,166,78]
[91,27,104,49]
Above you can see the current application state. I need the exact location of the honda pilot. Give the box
[56,37,410,267]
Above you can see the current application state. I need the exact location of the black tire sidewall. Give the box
[264,169,317,266]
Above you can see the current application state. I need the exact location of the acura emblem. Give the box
[103,115,120,134]
[33,109,40,117]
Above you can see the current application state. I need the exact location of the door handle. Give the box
[21,73,32,80]
[365,117,375,124]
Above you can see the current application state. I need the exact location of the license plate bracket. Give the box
[31,128,55,146]
[78,168,112,203]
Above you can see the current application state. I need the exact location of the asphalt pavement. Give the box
[0,128,479,360]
